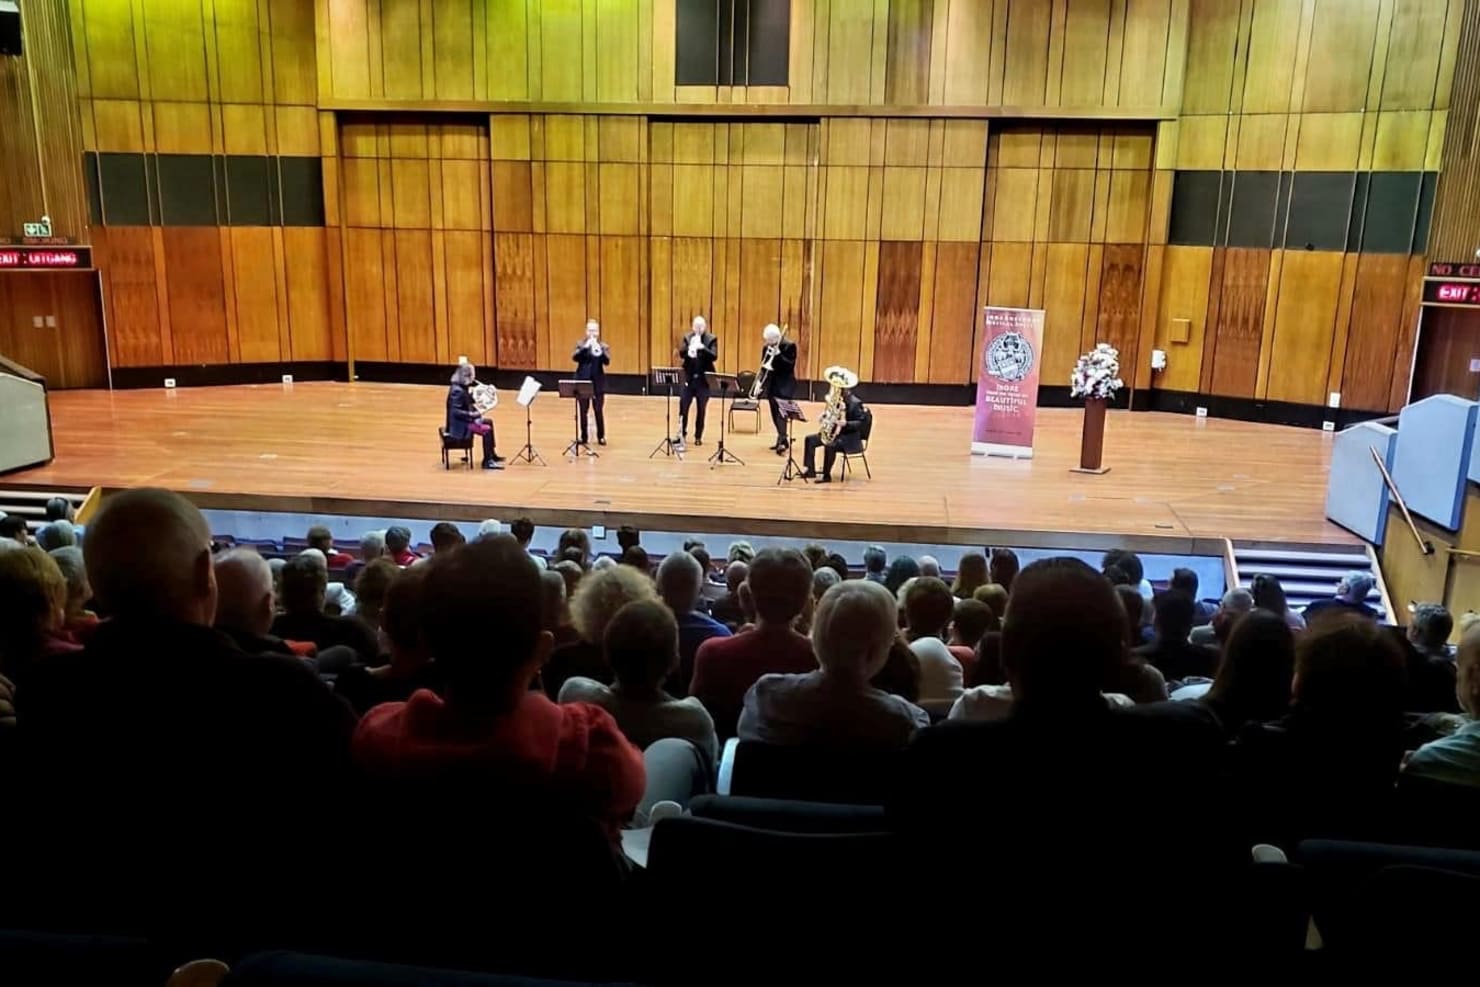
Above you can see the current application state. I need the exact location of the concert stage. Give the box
[6,382,1357,551]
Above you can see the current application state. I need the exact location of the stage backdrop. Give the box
[972,307,1044,458]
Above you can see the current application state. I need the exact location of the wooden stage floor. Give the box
[6,382,1358,549]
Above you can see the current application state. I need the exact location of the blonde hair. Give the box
[570,563,659,645]
[811,579,898,679]
[0,546,66,659]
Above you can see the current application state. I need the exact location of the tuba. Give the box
[817,365,858,444]
[749,324,789,399]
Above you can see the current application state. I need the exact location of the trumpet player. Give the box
[760,323,798,454]
[675,314,718,450]
[447,362,503,470]
[572,318,611,445]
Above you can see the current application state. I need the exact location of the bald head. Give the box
[86,488,216,625]
[214,549,275,636]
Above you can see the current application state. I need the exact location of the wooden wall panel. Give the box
[925,241,980,383]
[1264,249,1344,405]
[344,228,389,361]
[283,227,335,361]
[493,232,538,368]
[1208,248,1271,398]
[0,272,107,388]
[95,226,165,367]
[230,228,283,363]
[598,236,643,374]
[162,228,230,365]
[872,240,923,381]
[1152,244,1213,392]
[1340,253,1411,410]
[817,240,868,376]
[1096,244,1146,366]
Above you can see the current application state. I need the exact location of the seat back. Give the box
[729,740,899,804]
[224,951,634,987]
[855,408,874,444]
[688,794,887,833]
[736,369,757,393]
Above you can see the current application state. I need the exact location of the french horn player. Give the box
[802,365,865,484]
[446,362,503,470]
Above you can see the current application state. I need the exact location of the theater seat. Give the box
[688,793,887,833]
[725,740,900,804]
[223,951,636,987]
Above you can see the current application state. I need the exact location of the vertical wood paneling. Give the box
[162,228,230,365]
[1208,247,1270,398]
[926,240,980,383]
[95,226,165,367]
[1340,252,1410,410]
[872,240,923,380]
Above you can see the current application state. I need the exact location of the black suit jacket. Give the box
[824,393,867,454]
[445,382,481,440]
[572,340,610,390]
[679,331,719,383]
[763,340,798,398]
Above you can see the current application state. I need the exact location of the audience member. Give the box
[429,521,466,554]
[357,530,387,578]
[740,580,928,749]
[901,576,965,712]
[812,566,840,599]
[873,637,922,702]
[657,550,731,694]
[0,515,31,545]
[351,558,399,636]
[509,516,545,568]
[1400,604,1459,713]
[0,546,78,687]
[863,544,888,584]
[307,525,354,568]
[1250,572,1306,631]
[988,547,1019,595]
[539,568,580,648]
[560,599,718,764]
[1135,591,1219,683]
[948,598,994,683]
[710,559,748,628]
[1191,587,1254,646]
[559,528,593,568]
[619,544,650,572]
[551,559,584,600]
[616,525,642,553]
[271,555,379,663]
[1102,548,1152,600]
[972,582,1010,622]
[34,520,76,551]
[18,488,355,926]
[689,545,714,580]
[1231,615,1408,845]
[1115,584,1153,646]
[1106,585,1167,703]
[726,540,755,565]
[476,518,502,540]
[884,555,920,595]
[692,548,817,740]
[823,552,850,582]
[335,565,441,716]
[682,537,706,553]
[1180,610,1293,735]
[213,549,295,658]
[1405,621,1480,788]
[1172,567,1216,625]
[802,543,829,571]
[951,552,989,599]
[592,555,617,572]
[44,496,75,523]
[1409,602,1456,659]
[545,563,658,698]
[47,546,96,641]
[1302,570,1379,623]
[918,555,942,579]
[353,537,645,841]
[384,526,419,566]
[296,547,356,616]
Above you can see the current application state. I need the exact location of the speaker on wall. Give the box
[0,1,20,56]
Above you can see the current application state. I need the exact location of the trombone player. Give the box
[675,315,718,450]
[757,323,798,454]
[802,366,865,484]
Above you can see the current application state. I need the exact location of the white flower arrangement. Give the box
[1070,343,1124,401]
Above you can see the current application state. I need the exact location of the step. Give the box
[1238,578,1383,601]
[1234,548,1373,567]
[1233,563,1374,582]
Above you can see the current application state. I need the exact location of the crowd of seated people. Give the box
[2,500,1478,975]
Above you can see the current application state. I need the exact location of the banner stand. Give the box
[971,306,1045,458]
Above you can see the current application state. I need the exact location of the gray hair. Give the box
[1221,587,1255,612]
[214,548,274,633]
[360,530,386,560]
[812,566,841,598]
[35,520,77,551]
[918,555,941,578]
[656,550,704,612]
[297,547,328,570]
[1339,570,1375,603]
[49,545,89,602]
[451,363,476,385]
[863,545,887,573]
[812,580,898,678]
[592,555,617,571]
[727,540,755,564]
[478,518,502,539]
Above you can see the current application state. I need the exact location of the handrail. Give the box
[73,486,103,525]
[1448,547,1480,560]
[1222,537,1240,596]
[1366,542,1398,623]
[1370,446,1434,556]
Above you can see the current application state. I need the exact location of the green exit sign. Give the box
[22,220,51,238]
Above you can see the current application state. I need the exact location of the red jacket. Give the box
[353,689,646,838]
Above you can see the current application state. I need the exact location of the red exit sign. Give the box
[0,247,92,270]
[1428,261,1480,278]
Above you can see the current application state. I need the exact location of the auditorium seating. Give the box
[0,486,88,537]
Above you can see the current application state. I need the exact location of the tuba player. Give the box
[802,368,866,484]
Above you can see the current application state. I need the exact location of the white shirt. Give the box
[909,636,964,713]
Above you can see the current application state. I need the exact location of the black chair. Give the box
[728,370,761,432]
[728,740,899,805]
[839,408,873,480]
[1391,772,1480,849]
[224,951,638,987]
[688,794,887,833]
[438,426,474,470]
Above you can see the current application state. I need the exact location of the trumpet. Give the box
[749,324,788,400]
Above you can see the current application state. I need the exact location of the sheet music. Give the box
[516,375,542,407]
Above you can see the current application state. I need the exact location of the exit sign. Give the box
[22,220,52,238]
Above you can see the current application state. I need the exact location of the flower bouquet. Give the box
[1070,343,1124,401]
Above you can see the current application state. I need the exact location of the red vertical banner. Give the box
[971,306,1045,458]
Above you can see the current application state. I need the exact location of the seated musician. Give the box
[446,363,503,471]
[802,372,867,484]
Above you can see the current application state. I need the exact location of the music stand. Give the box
[775,400,809,485]
[509,377,547,466]
[704,372,744,466]
[558,379,598,459]
[649,367,683,460]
